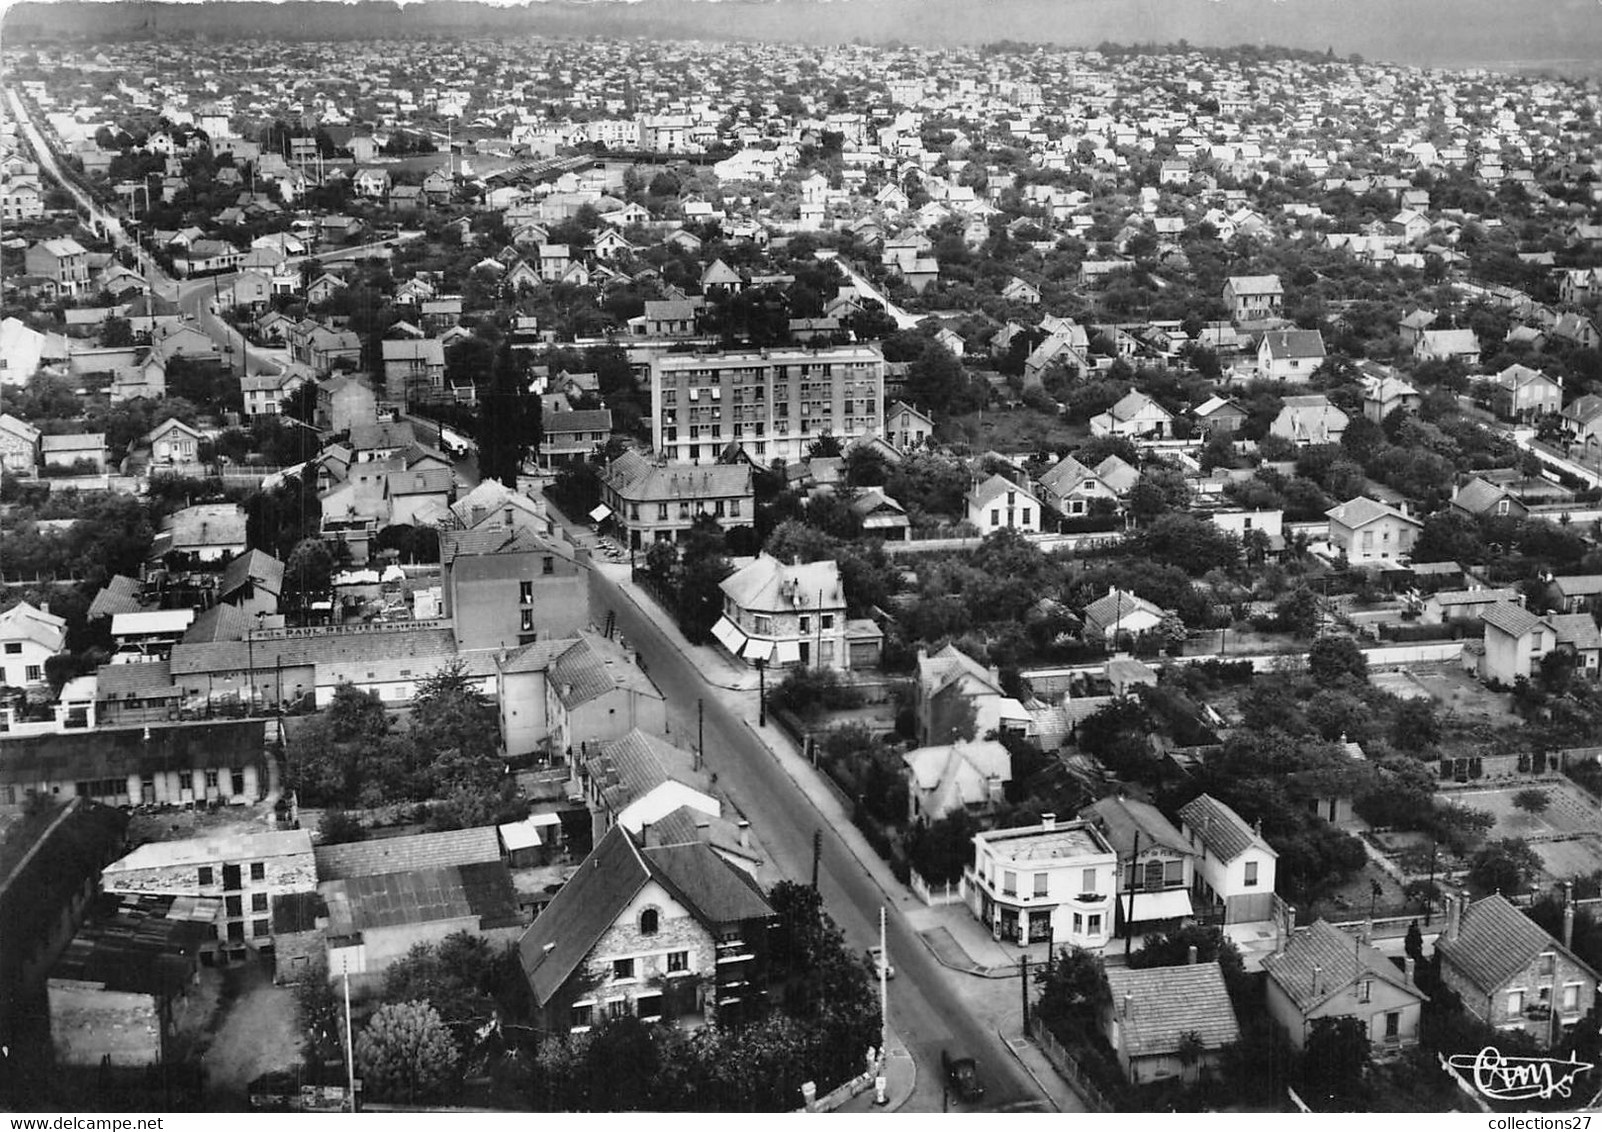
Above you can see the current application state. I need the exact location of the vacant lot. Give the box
[1443,780,1602,840]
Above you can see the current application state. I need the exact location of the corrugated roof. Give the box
[328,861,520,933]
[1107,962,1241,1058]
[314,826,502,882]
[170,627,460,677]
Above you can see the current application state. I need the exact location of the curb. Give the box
[994,1025,1062,1114]
[892,1045,918,1113]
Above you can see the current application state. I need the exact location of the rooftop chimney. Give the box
[1565,881,1576,951]
[1444,890,1463,945]
[1187,944,1198,966]
[738,819,750,851]
[1041,812,1056,831]
[640,821,652,844]
[1313,964,1324,997]
[1120,991,1132,1018]
[1404,957,1416,986]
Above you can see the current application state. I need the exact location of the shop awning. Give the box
[742,638,775,662]
[711,616,747,655]
[588,504,612,522]
[1120,889,1193,922]
[774,639,802,665]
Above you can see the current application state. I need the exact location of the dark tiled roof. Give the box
[88,575,145,620]
[332,861,520,932]
[1082,796,1189,857]
[550,636,661,710]
[642,841,772,924]
[1107,962,1241,1058]
[1481,602,1546,639]
[1263,919,1422,1012]
[313,826,502,882]
[181,602,252,644]
[220,549,285,601]
[1178,794,1274,863]
[272,890,327,934]
[1439,894,1596,997]
[94,659,178,699]
[584,729,706,814]
[0,721,265,785]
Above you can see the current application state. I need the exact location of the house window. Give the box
[3,643,19,654]
[1165,859,1185,885]
[198,867,214,886]
[1540,953,1556,977]
[250,862,265,882]
[205,770,219,789]
[1088,914,1102,935]
[543,557,555,575]
[252,893,268,912]
[990,509,1000,525]
[821,615,834,630]
[1244,861,1259,887]
[1508,990,1525,1016]
[225,895,243,918]
[179,771,193,792]
[252,919,270,938]
[800,616,810,633]
[1073,913,1083,933]
[1384,1011,1400,1039]
[1358,979,1372,1003]
[753,615,772,635]
[1144,860,1165,890]
[658,503,669,520]
[570,1003,593,1030]
[1002,871,1017,896]
[520,581,534,603]
[1564,984,1582,1012]
[639,908,659,936]
[668,951,689,973]
[1033,873,1048,897]
[613,958,635,981]
[1081,868,1097,894]
[1022,509,1032,525]
[24,665,41,682]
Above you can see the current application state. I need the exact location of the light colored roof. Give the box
[0,413,41,444]
[1178,793,1276,863]
[967,472,1038,509]
[918,642,1002,698]
[720,553,844,614]
[1226,274,1283,295]
[40,432,105,453]
[602,452,752,504]
[1107,962,1241,1058]
[104,829,312,875]
[1439,894,1596,997]
[0,600,67,652]
[111,609,196,636]
[314,826,502,881]
[1481,601,1547,639]
[163,503,247,550]
[902,740,1012,815]
[1325,496,1420,531]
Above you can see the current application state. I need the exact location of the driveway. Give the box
[200,961,305,1105]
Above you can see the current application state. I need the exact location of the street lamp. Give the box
[757,657,767,726]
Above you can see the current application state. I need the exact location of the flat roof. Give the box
[979,821,1111,862]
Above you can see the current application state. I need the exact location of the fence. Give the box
[909,869,965,907]
[1027,1015,1115,1113]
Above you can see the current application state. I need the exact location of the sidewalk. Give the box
[834,1030,918,1113]
[995,1024,1089,1114]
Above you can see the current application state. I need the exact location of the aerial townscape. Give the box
[8,0,1602,1116]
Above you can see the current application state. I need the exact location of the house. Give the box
[24,238,90,297]
[849,488,910,541]
[1002,276,1041,305]
[515,824,775,1033]
[1549,575,1602,615]
[316,374,379,433]
[1489,363,1562,421]
[1450,476,1529,521]
[963,815,1118,948]
[146,418,203,467]
[1436,892,1599,1048]
[599,452,754,551]
[1257,329,1327,382]
[1080,795,1195,939]
[441,525,587,651]
[581,729,717,844]
[46,893,210,1068]
[1222,275,1283,322]
[1479,602,1557,686]
[713,554,853,671]
[964,474,1042,534]
[218,549,285,619]
[1090,390,1174,440]
[0,600,67,688]
[353,167,391,198]
[1420,588,1521,626]
[885,401,935,451]
[151,503,248,564]
[0,413,41,474]
[1104,962,1241,1085]
[1360,372,1421,424]
[1325,497,1421,564]
[539,409,613,471]
[1414,328,1482,366]
[902,739,1012,825]
[381,338,447,407]
[914,644,1030,747]
[1271,395,1349,446]
[544,634,669,760]
[1177,793,1277,925]
[384,465,457,527]
[110,353,167,403]
[99,829,316,960]
[640,299,701,338]
[1561,395,1602,460]
[1081,588,1167,647]
[1191,395,1247,436]
[1036,454,1120,518]
[1263,919,1428,1053]
[40,433,107,475]
[1552,313,1602,352]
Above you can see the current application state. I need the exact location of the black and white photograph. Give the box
[2,0,1602,1117]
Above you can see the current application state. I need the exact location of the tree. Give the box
[285,538,334,614]
[381,932,509,1030]
[1512,788,1551,816]
[355,1000,460,1103]
[1302,1015,1370,1099]
[316,810,367,845]
[1035,946,1110,1032]
[1391,697,1442,752]
[1404,920,1425,966]
[409,661,500,790]
[100,315,134,347]
[1467,837,1542,896]
[1307,635,1368,687]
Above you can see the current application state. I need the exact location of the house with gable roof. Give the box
[1257,329,1327,382]
[545,635,669,759]
[1270,394,1349,446]
[1104,961,1242,1085]
[1438,892,1599,1047]
[515,824,775,1033]
[1036,453,1120,518]
[1222,274,1284,322]
[1325,496,1421,564]
[1090,390,1174,440]
[1081,795,1196,937]
[218,549,284,620]
[712,553,855,671]
[581,729,718,844]
[1263,919,1428,1053]
[914,643,1030,747]
[1080,588,1167,647]
[1490,363,1562,421]
[1177,793,1277,924]
[0,600,67,688]
[964,473,1042,534]
[901,738,1012,824]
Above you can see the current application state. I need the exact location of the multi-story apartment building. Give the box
[599,450,754,550]
[24,238,89,298]
[649,346,885,463]
[964,815,1118,950]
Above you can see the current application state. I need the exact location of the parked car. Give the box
[942,1050,984,1103]
[867,945,895,979]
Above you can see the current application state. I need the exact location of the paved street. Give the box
[585,562,1058,1113]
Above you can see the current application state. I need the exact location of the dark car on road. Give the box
[942,1050,984,1103]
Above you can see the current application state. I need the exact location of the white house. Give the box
[1177,793,1277,924]
[1090,390,1174,439]
[0,600,67,688]
[963,474,1041,534]
[712,554,851,670]
[1257,329,1327,382]
[964,815,1118,948]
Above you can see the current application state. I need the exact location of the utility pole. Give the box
[342,967,357,1112]
[1426,840,1438,926]
[757,658,767,726]
[1125,830,1140,960]
[1020,953,1030,1029]
[811,829,822,890]
[878,906,888,1060]
[696,698,704,771]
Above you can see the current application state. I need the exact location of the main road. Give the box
[588,565,1051,1113]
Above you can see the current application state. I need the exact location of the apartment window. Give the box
[1563,984,1582,1012]
[1002,870,1017,896]
[225,895,243,918]
[639,908,659,936]
[821,614,834,630]
[570,1003,593,1030]
[1033,873,1048,897]
[250,893,268,914]
[520,581,534,603]
[667,951,689,973]
[1358,979,1372,1003]
[250,862,265,882]
[1244,861,1259,887]
[521,609,535,633]
[612,958,635,981]
[658,503,669,520]
[1081,868,1097,894]
[198,867,214,886]
[543,556,555,575]
[252,919,270,938]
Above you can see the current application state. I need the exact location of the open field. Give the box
[1443,780,1602,839]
